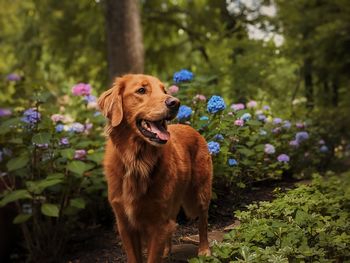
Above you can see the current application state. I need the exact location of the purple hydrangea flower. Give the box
[59,137,69,146]
[257,114,266,121]
[0,109,12,117]
[319,139,325,145]
[68,122,85,133]
[272,127,282,134]
[228,158,238,166]
[208,141,220,155]
[296,131,309,143]
[277,154,290,163]
[83,95,97,103]
[72,83,92,96]
[289,140,299,147]
[296,122,305,129]
[22,108,41,124]
[263,105,270,111]
[273,118,282,125]
[283,121,291,129]
[6,73,21,82]
[264,144,275,154]
[231,103,245,111]
[173,69,193,83]
[207,96,226,114]
[177,105,192,120]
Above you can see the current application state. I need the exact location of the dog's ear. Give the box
[98,77,124,127]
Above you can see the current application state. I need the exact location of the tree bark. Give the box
[303,58,314,109]
[105,0,144,80]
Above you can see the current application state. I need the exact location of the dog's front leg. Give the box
[113,204,142,263]
[147,220,176,263]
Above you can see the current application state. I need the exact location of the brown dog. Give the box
[98,74,212,263]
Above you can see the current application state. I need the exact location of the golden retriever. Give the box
[98,74,212,263]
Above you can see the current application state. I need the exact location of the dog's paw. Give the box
[198,248,211,257]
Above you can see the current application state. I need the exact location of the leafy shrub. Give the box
[0,84,106,261]
[190,172,350,262]
[170,71,332,192]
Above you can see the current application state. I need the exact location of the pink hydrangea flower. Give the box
[74,149,87,160]
[234,119,244,126]
[194,94,206,101]
[167,85,179,95]
[51,114,65,123]
[246,100,257,108]
[72,83,92,96]
[231,103,245,111]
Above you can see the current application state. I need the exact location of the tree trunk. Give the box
[303,58,314,109]
[104,0,144,80]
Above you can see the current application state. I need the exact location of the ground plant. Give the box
[190,172,350,263]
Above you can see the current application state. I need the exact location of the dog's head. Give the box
[98,74,180,146]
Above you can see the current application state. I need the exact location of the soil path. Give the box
[64,179,305,263]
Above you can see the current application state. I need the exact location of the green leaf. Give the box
[41,203,59,217]
[26,178,63,194]
[237,147,255,157]
[87,152,104,163]
[67,161,94,175]
[6,155,29,171]
[246,120,262,126]
[32,132,51,145]
[60,149,75,159]
[70,198,86,209]
[13,214,32,224]
[46,173,65,180]
[0,190,32,207]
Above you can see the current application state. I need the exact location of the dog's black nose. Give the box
[165,97,180,110]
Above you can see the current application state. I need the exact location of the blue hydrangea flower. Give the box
[177,105,192,120]
[277,154,290,163]
[83,95,97,103]
[228,158,238,166]
[173,69,193,83]
[55,124,65,133]
[240,113,252,121]
[214,134,224,141]
[200,116,209,121]
[296,131,309,143]
[22,108,41,124]
[207,95,226,114]
[320,145,329,153]
[283,121,291,129]
[68,122,85,133]
[207,141,220,155]
[264,144,275,154]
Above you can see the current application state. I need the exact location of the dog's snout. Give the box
[165,97,180,110]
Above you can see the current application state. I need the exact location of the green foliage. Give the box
[190,172,350,262]
[0,84,106,261]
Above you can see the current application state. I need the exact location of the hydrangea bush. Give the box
[170,69,332,192]
[0,83,106,260]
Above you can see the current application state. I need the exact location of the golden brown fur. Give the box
[98,74,212,263]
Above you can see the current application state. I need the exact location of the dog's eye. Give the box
[136,87,146,94]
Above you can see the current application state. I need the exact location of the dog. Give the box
[98,74,212,263]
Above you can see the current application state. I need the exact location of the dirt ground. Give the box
[63,178,300,263]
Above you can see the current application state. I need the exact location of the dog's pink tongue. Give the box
[149,122,170,141]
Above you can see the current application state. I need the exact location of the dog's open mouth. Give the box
[136,119,169,144]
